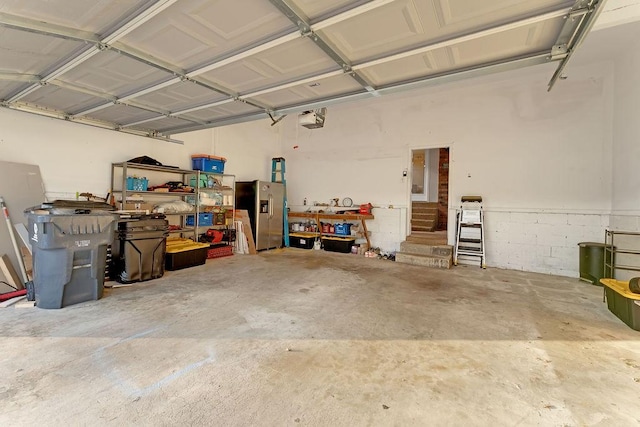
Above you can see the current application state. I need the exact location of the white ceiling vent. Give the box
[299,108,326,129]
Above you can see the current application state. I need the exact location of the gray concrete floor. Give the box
[1,249,639,426]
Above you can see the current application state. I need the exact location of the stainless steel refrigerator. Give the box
[235,180,284,250]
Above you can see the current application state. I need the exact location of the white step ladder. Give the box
[454,196,486,268]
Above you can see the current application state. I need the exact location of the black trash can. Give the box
[25,202,118,309]
[111,214,168,284]
[578,242,613,286]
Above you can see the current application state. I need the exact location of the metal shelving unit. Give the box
[605,230,640,278]
[111,162,235,242]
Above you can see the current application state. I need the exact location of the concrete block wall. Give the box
[480,210,610,276]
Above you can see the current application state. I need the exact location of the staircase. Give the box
[395,235,453,269]
[411,201,438,232]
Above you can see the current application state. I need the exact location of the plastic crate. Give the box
[186,213,213,226]
[191,154,226,173]
[126,177,148,191]
[322,236,355,253]
[207,244,233,259]
[334,223,352,236]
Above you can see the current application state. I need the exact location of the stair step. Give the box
[396,252,452,269]
[411,219,436,226]
[407,231,447,243]
[412,206,438,213]
[412,225,436,232]
[412,213,437,221]
[412,202,439,208]
[400,241,453,256]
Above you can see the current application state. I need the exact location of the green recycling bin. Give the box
[578,242,613,286]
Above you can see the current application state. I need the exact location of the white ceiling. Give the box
[0,0,607,140]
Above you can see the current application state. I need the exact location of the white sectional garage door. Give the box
[0,0,605,141]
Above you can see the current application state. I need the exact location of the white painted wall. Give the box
[0,109,278,199]
[594,0,640,31]
[0,109,211,199]
[611,36,640,217]
[608,35,640,279]
[203,120,281,182]
[276,60,615,276]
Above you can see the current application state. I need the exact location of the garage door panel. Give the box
[129,116,195,133]
[0,0,150,35]
[290,0,370,22]
[57,50,173,97]
[134,81,228,112]
[200,38,340,94]
[19,84,105,113]
[361,20,561,87]
[0,81,28,100]
[119,0,296,71]
[319,0,574,63]
[451,21,561,64]
[0,27,85,74]
[250,74,364,108]
[184,101,262,122]
[86,104,159,124]
[433,0,571,26]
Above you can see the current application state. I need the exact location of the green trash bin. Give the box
[578,242,613,286]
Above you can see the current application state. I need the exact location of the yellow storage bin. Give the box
[165,238,210,270]
[600,279,640,331]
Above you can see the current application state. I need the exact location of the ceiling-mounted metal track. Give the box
[267,0,378,92]
[48,80,207,126]
[162,51,553,135]
[548,0,607,90]
[1,102,184,144]
[0,12,98,43]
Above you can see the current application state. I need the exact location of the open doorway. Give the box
[410,147,449,242]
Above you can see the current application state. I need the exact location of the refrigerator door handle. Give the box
[269,194,273,218]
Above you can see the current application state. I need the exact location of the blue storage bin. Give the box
[334,223,352,236]
[126,177,148,191]
[191,155,226,173]
[186,213,213,227]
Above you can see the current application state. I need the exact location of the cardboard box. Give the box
[123,202,155,212]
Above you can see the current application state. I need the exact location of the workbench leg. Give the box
[362,219,371,251]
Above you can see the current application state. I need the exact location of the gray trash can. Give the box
[26,204,118,309]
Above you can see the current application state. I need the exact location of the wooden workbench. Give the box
[288,211,374,250]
